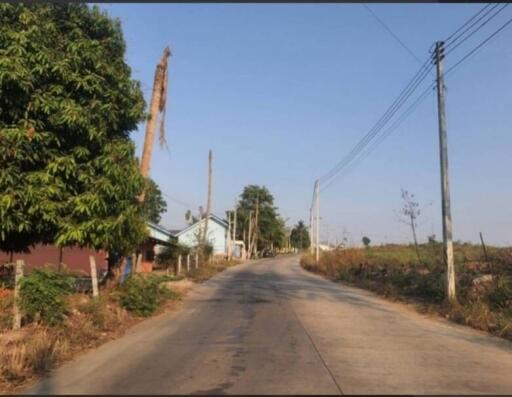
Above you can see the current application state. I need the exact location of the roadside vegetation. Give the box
[0,269,185,393]
[301,243,512,341]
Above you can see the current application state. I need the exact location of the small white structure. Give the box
[174,214,228,256]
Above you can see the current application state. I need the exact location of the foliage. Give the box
[0,4,147,255]
[362,236,371,247]
[290,220,310,250]
[301,243,512,341]
[18,268,74,326]
[118,274,160,316]
[235,185,286,251]
[184,209,199,225]
[141,178,167,224]
[156,239,191,269]
[118,274,180,316]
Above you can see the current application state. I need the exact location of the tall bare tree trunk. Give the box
[201,150,213,254]
[139,46,171,201]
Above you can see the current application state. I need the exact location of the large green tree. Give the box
[0,4,147,255]
[235,185,286,252]
[290,220,310,250]
[142,179,167,224]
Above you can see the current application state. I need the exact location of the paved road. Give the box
[26,256,512,395]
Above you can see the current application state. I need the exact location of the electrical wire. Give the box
[445,15,512,76]
[444,3,508,55]
[444,3,498,47]
[362,4,422,64]
[319,57,434,188]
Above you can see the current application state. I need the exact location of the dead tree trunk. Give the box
[139,46,171,200]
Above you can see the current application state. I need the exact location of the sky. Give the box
[99,3,512,246]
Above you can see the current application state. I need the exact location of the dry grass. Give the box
[301,244,512,341]
[186,259,241,283]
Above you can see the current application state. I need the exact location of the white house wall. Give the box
[177,220,227,255]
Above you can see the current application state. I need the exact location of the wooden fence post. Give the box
[13,259,24,330]
[89,255,99,298]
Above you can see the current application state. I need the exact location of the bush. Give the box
[118,274,160,316]
[19,269,74,326]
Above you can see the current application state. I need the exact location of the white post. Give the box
[178,254,182,274]
[195,252,199,269]
[187,254,190,272]
[13,259,24,330]
[89,255,99,298]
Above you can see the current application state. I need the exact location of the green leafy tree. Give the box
[142,179,167,224]
[362,236,371,248]
[235,185,286,252]
[0,4,147,256]
[290,220,310,250]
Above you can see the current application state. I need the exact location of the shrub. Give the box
[118,274,160,316]
[19,269,74,326]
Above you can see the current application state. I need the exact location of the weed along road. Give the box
[26,256,512,395]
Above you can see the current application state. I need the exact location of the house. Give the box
[0,222,175,276]
[174,214,229,256]
[136,222,176,273]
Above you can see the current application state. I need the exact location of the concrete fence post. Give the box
[13,259,24,330]
[178,254,182,274]
[195,252,198,269]
[89,255,99,298]
[187,254,190,272]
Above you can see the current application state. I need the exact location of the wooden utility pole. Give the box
[139,46,171,201]
[435,41,456,304]
[315,180,320,262]
[202,150,213,246]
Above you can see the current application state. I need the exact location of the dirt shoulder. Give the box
[0,259,244,394]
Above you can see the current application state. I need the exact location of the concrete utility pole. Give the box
[227,210,232,260]
[247,210,253,259]
[139,46,171,200]
[202,150,213,247]
[309,206,314,255]
[233,203,238,258]
[435,41,457,304]
[315,180,320,262]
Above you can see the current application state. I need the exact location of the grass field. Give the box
[301,242,512,340]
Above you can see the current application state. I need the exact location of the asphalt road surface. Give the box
[26,256,512,395]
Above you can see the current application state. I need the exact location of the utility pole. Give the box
[315,179,320,262]
[202,150,213,247]
[435,41,456,305]
[309,206,314,254]
[233,203,237,258]
[247,210,253,259]
[227,210,232,260]
[139,46,171,201]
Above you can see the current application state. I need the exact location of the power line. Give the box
[161,191,197,209]
[362,4,422,64]
[444,3,508,55]
[314,4,509,193]
[321,82,435,192]
[443,3,494,44]
[319,56,434,189]
[445,14,512,76]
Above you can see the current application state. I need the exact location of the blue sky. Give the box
[99,3,512,246]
